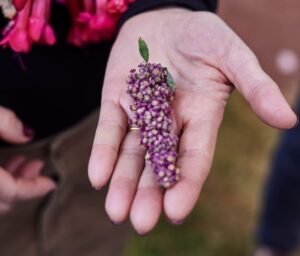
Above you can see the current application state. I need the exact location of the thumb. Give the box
[0,106,34,144]
[222,41,297,129]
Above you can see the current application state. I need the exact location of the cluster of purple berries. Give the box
[127,62,180,188]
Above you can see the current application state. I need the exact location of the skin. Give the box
[0,105,56,215]
[88,8,297,235]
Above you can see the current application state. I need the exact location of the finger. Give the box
[130,163,163,235]
[3,155,27,174]
[222,42,297,129]
[0,106,34,144]
[0,167,56,203]
[105,130,145,223]
[17,159,44,179]
[0,201,12,215]
[164,117,220,223]
[0,167,18,203]
[3,157,43,178]
[15,176,56,201]
[88,100,127,188]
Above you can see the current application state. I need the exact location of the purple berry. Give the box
[127,39,180,188]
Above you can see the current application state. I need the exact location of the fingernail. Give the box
[92,185,102,190]
[23,125,35,138]
[135,230,150,236]
[169,219,185,225]
[109,219,122,225]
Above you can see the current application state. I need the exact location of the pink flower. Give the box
[94,14,117,39]
[96,0,106,13]
[1,0,56,52]
[13,0,27,11]
[66,0,84,46]
[106,0,128,14]
[68,26,84,47]
[77,12,100,44]
[92,0,118,39]
[3,0,137,51]
[32,0,56,45]
[66,0,97,47]
[29,0,51,42]
[83,0,95,13]
[1,0,32,53]
[40,23,56,45]
[70,0,118,46]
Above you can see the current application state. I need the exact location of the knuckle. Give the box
[120,147,145,158]
[95,119,126,146]
[93,142,119,155]
[98,119,126,133]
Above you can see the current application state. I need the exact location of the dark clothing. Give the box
[257,101,300,252]
[0,0,216,140]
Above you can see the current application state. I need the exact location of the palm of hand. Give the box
[89,9,296,234]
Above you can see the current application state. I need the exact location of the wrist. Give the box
[119,7,191,36]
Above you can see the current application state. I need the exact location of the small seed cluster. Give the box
[127,62,180,188]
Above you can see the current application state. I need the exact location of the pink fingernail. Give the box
[169,219,185,225]
[135,230,150,236]
[23,125,35,138]
[92,185,102,190]
[110,220,122,225]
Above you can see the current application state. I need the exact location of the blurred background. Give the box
[124,1,300,255]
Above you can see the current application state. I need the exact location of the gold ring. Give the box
[129,127,140,132]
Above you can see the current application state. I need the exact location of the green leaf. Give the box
[138,37,149,62]
[166,70,176,90]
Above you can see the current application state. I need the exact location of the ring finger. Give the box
[130,162,164,235]
[105,129,146,223]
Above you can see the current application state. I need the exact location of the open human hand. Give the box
[88,8,297,234]
[0,106,56,214]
